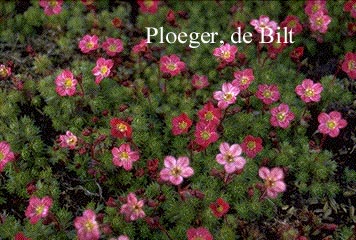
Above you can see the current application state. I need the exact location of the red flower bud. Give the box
[290,46,304,62]
[105,197,117,207]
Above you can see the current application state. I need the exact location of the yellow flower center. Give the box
[86,41,94,49]
[272,41,281,49]
[223,93,233,101]
[85,220,95,231]
[35,205,45,215]
[241,77,248,85]
[277,112,286,121]
[327,120,336,130]
[348,60,356,70]
[167,63,176,71]
[120,151,129,160]
[108,44,117,52]
[288,20,296,28]
[178,121,187,130]
[64,78,73,88]
[201,131,211,140]
[144,0,154,7]
[265,177,275,188]
[263,90,272,98]
[204,111,214,121]
[0,152,4,161]
[117,123,127,132]
[49,0,57,7]
[222,51,230,59]
[316,17,323,26]
[170,167,181,176]
[305,88,315,97]
[225,154,234,163]
[312,4,320,13]
[67,137,76,145]
[0,67,8,77]
[247,141,256,150]
[216,205,223,212]
[100,66,108,75]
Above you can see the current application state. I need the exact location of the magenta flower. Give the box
[344,0,356,18]
[213,43,238,63]
[270,103,295,129]
[55,69,77,96]
[192,74,209,89]
[78,34,99,54]
[309,12,331,34]
[74,209,100,240]
[112,143,140,171]
[102,38,124,57]
[186,227,213,240]
[342,52,356,80]
[132,39,148,54]
[318,111,347,137]
[194,122,219,148]
[197,102,222,126]
[255,84,280,105]
[137,0,159,14]
[216,142,246,174]
[159,156,194,185]
[259,167,286,199]
[59,131,77,149]
[92,58,114,84]
[304,0,328,16]
[250,15,278,35]
[25,196,53,224]
[171,113,193,136]
[241,135,263,158]
[120,192,145,221]
[232,68,254,91]
[159,54,185,77]
[0,141,15,172]
[39,0,63,16]
[280,15,303,35]
[213,82,239,109]
[295,79,323,103]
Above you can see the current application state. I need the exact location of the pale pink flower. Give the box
[159,156,194,185]
[25,196,53,224]
[259,167,286,198]
[59,131,77,149]
[159,55,185,77]
[118,236,130,240]
[270,103,295,129]
[232,68,254,91]
[192,74,209,89]
[132,39,148,54]
[305,0,328,16]
[250,15,278,35]
[112,144,140,171]
[78,35,99,54]
[213,82,240,109]
[102,38,124,57]
[255,84,280,105]
[120,193,145,221]
[0,141,15,172]
[309,12,331,34]
[74,209,100,240]
[295,79,323,103]
[92,58,114,84]
[213,43,238,63]
[39,0,63,16]
[216,142,246,174]
[55,69,77,96]
[318,111,347,137]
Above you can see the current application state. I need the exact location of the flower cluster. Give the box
[305,0,332,34]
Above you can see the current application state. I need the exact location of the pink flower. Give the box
[344,0,356,18]
[102,38,124,57]
[216,142,246,174]
[171,113,193,136]
[305,0,328,16]
[159,55,185,77]
[0,64,11,79]
[295,79,323,103]
[55,69,77,96]
[270,103,295,128]
[132,39,148,54]
[255,84,280,105]
[280,15,303,35]
[197,102,222,126]
[59,131,77,149]
[74,209,100,240]
[120,193,145,221]
[250,15,278,35]
[78,35,99,54]
[194,122,219,148]
[25,196,53,224]
[92,58,114,84]
[259,167,286,199]
[267,37,287,59]
[160,156,194,185]
[110,118,132,139]
[213,83,239,109]
[15,232,32,240]
[213,43,238,63]
[232,68,254,91]
[209,198,230,218]
[241,135,263,158]
[112,144,140,171]
[186,227,213,240]
[309,12,331,34]
[137,0,159,14]
[117,236,130,240]
[0,141,15,172]
[342,52,356,80]
[192,74,209,89]
[39,0,63,16]
[318,111,347,137]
